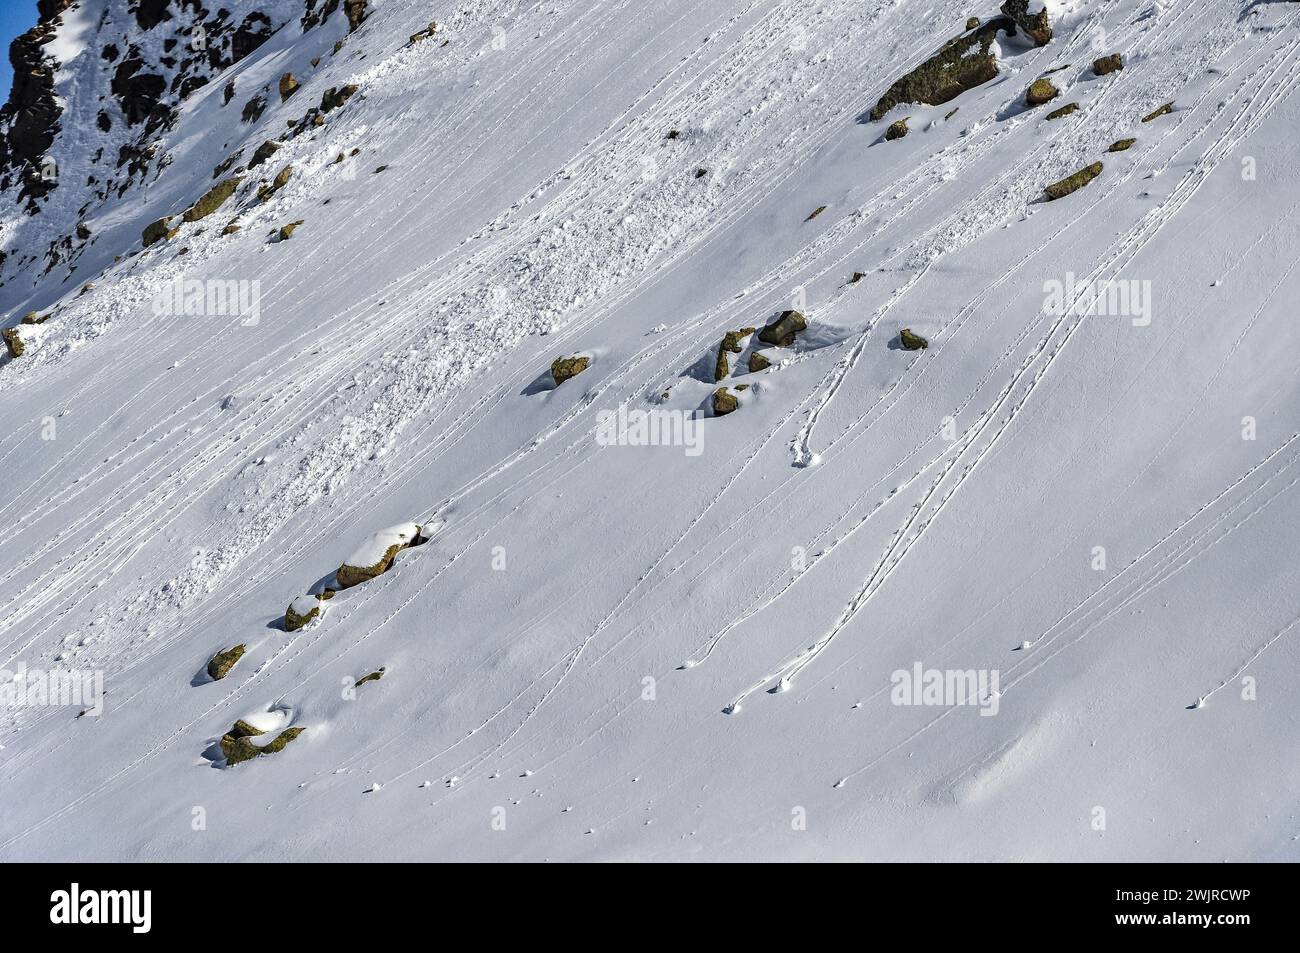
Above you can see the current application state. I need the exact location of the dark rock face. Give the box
[130,0,174,32]
[0,6,67,202]
[112,57,170,127]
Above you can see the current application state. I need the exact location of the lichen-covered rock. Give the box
[885,118,909,140]
[899,328,929,350]
[278,72,300,101]
[356,668,386,687]
[3,327,24,359]
[336,523,422,589]
[712,387,738,416]
[277,220,304,241]
[1025,78,1060,107]
[257,165,293,202]
[207,644,246,681]
[284,595,320,631]
[1044,161,1103,200]
[757,310,807,347]
[714,327,756,380]
[220,721,305,766]
[248,139,281,169]
[1141,102,1174,123]
[1107,138,1137,153]
[1045,102,1079,120]
[805,205,827,221]
[183,176,242,223]
[869,17,1011,121]
[748,351,771,373]
[1000,0,1052,46]
[551,355,590,385]
[1093,54,1124,76]
[142,215,177,246]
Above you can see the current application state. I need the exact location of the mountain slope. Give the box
[0,0,1297,861]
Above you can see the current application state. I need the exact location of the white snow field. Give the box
[0,0,1298,862]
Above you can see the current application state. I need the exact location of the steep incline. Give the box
[0,0,1297,861]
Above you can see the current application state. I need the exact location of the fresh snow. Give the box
[0,0,1297,862]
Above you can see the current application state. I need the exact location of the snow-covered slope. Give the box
[1,0,1297,861]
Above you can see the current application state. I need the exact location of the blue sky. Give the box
[0,1,42,103]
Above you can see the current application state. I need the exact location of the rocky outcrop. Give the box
[712,387,738,416]
[206,645,246,681]
[869,17,1014,121]
[1093,54,1124,76]
[714,328,755,381]
[219,720,306,767]
[1044,161,1103,200]
[748,351,772,373]
[142,215,178,246]
[321,85,359,113]
[1045,102,1079,120]
[279,73,301,102]
[551,355,590,385]
[899,328,929,350]
[1025,78,1060,108]
[757,310,807,347]
[1108,138,1137,152]
[885,118,909,140]
[1142,102,1174,123]
[248,140,281,169]
[183,176,241,222]
[3,327,24,359]
[1000,1,1052,46]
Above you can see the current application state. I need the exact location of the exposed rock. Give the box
[899,328,929,350]
[206,644,246,681]
[748,351,771,373]
[1044,161,1103,200]
[336,524,421,589]
[321,84,359,113]
[142,215,178,246]
[1045,102,1079,120]
[1108,138,1137,152]
[551,355,590,385]
[966,17,981,30]
[3,327,24,359]
[257,165,293,202]
[183,175,241,222]
[712,387,738,416]
[356,668,386,687]
[869,17,1013,121]
[221,222,241,235]
[850,271,867,283]
[21,311,47,325]
[279,72,300,102]
[806,205,827,221]
[694,168,708,179]
[248,139,281,169]
[220,720,306,766]
[1141,102,1174,123]
[410,21,440,44]
[885,118,909,140]
[277,220,304,241]
[1000,0,1052,46]
[1025,78,1060,107]
[714,327,755,381]
[242,94,267,123]
[284,595,321,631]
[757,310,807,347]
[1093,54,1124,76]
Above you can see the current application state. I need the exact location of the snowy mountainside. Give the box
[0,0,1297,861]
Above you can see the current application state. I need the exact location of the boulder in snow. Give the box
[206,644,246,681]
[1044,161,1103,201]
[757,310,806,347]
[335,523,421,589]
[551,355,590,386]
[899,328,929,350]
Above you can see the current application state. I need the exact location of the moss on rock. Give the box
[757,310,807,347]
[712,387,738,416]
[1001,0,1052,46]
[748,351,771,373]
[1044,161,1103,200]
[220,721,305,766]
[183,176,242,223]
[1045,102,1079,120]
[1026,78,1060,107]
[869,18,1011,121]
[885,118,909,140]
[551,355,589,385]
[207,644,246,680]
[899,328,929,350]
[284,595,320,631]
[1108,138,1137,152]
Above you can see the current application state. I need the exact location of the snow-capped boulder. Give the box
[335,523,421,589]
